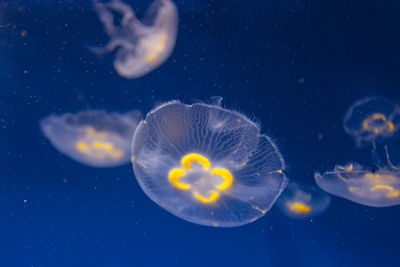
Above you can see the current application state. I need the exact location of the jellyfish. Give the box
[91,0,178,79]
[40,109,142,168]
[315,158,400,207]
[276,182,330,219]
[131,101,288,227]
[343,97,400,147]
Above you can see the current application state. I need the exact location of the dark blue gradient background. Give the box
[1,0,400,266]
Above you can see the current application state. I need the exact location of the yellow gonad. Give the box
[168,169,190,190]
[337,174,400,200]
[287,202,312,214]
[193,191,220,203]
[370,185,400,198]
[211,169,233,190]
[315,162,400,207]
[343,97,400,147]
[40,109,141,168]
[277,182,329,219]
[361,113,395,135]
[168,153,234,203]
[75,127,124,160]
[146,32,169,64]
[181,153,210,170]
[363,173,400,199]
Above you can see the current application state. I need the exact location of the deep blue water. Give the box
[1,0,400,266]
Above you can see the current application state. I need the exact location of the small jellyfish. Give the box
[91,0,178,79]
[131,101,288,227]
[315,161,400,207]
[41,109,141,168]
[343,97,400,147]
[277,182,330,219]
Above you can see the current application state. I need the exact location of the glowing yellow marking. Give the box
[388,122,395,132]
[74,127,126,160]
[193,190,219,203]
[181,153,211,170]
[146,34,168,63]
[252,205,268,214]
[211,168,233,190]
[93,141,113,151]
[362,121,369,132]
[362,114,384,132]
[76,142,89,152]
[288,202,311,214]
[361,113,395,135]
[372,184,394,191]
[371,113,387,121]
[147,53,158,63]
[387,190,400,198]
[168,169,191,190]
[168,153,235,203]
[75,141,124,160]
[371,185,400,198]
[338,163,353,172]
[146,50,162,63]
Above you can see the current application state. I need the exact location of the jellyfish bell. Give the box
[131,100,287,227]
[113,29,172,78]
[315,158,400,207]
[277,182,330,219]
[91,0,178,79]
[40,109,142,168]
[343,96,400,147]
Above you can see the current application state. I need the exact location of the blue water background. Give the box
[1,0,400,266]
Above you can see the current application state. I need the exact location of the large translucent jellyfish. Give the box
[344,97,400,147]
[131,101,288,227]
[91,0,178,79]
[41,110,141,168]
[315,160,400,207]
[276,182,330,219]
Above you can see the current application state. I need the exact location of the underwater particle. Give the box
[343,97,400,147]
[40,109,141,168]
[131,100,288,227]
[277,182,330,219]
[91,0,178,79]
[315,161,400,207]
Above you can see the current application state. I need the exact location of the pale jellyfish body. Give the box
[92,0,178,79]
[131,101,288,227]
[277,182,330,219]
[41,110,141,168]
[344,97,400,147]
[315,162,400,207]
